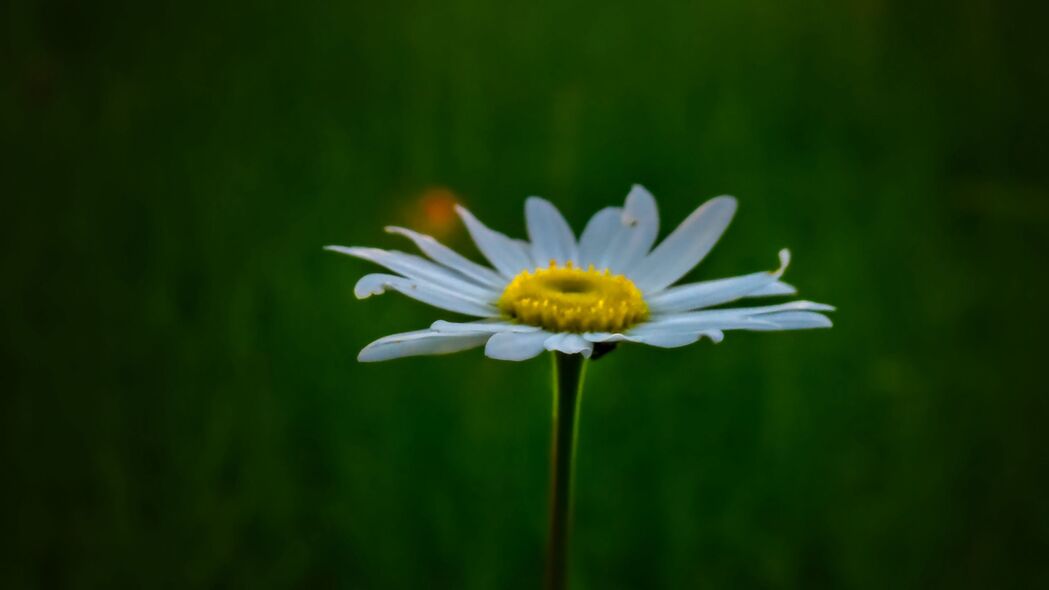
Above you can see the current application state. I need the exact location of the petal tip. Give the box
[326,245,368,257]
[715,195,738,210]
[356,347,381,362]
[774,249,792,277]
[704,330,725,344]
[793,300,836,313]
[353,276,389,299]
[627,184,654,199]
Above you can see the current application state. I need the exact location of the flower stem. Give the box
[546,352,587,590]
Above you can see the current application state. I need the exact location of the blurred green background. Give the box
[4,0,1048,587]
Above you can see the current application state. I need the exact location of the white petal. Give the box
[484,330,552,361]
[431,320,541,334]
[594,308,829,351]
[643,311,832,335]
[577,207,621,267]
[632,316,780,333]
[698,300,836,316]
[526,197,577,265]
[753,311,833,330]
[619,312,831,349]
[543,333,593,357]
[326,245,497,300]
[748,281,797,297]
[583,329,723,348]
[646,249,791,313]
[598,185,661,274]
[354,273,397,298]
[631,330,722,348]
[632,196,737,293]
[358,329,490,362]
[580,332,629,343]
[385,226,506,288]
[703,329,726,343]
[455,205,534,278]
[633,300,830,333]
[353,274,500,317]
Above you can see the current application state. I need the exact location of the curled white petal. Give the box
[456,205,533,278]
[385,226,506,288]
[704,329,726,343]
[484,330,552,361]
[358,329,490,362]
[646,249,792,313]
[352,273,500,317]
[543,333,593,357]
[632,195,737,293]
[526,197,577,265]
[354,273,396,298]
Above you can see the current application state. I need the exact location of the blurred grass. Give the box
[3,0,1048,588]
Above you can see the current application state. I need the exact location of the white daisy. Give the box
[328,185,833,362]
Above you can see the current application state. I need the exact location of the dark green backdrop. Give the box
[4,0,1048,588]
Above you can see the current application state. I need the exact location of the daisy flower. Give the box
[328,184,832,590]
[327,185,833,362]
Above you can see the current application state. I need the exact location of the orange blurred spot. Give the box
[409,186,460,238]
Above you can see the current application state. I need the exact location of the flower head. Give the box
[327,185,833,362]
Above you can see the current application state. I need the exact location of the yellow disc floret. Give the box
[498,261,649,333]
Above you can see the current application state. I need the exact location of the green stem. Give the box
[545,352,587,590]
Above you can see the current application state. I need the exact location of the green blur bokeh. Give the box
[4,0,1048,588]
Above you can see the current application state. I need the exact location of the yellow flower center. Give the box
[498,261,649,333]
